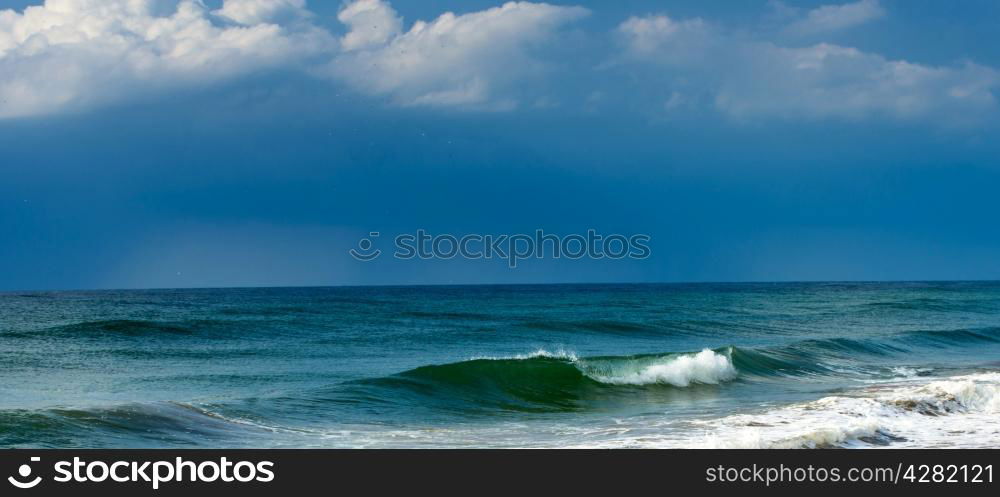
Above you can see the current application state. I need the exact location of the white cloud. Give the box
[328,0,589,109]
[0,0,334,119]
[0,0,589,118]
[786,0,885,36]
[337,0,402,51]
[618,13,998,123]
[763,0,801,24]
[617,14,713,63]
[716,43,997,121]
[213,0,311,26]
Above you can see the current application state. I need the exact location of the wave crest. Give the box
[579,349,737,387]
[339,348,741,414]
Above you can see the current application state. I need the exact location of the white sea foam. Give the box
[890,366,921,378]
[468,348,579,361]
[695,372,1000,449]
[515,348,579,361]
[583,349,738,387]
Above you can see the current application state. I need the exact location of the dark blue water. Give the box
[2,282,1000,448]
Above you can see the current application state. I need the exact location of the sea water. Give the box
[2,282,999,448]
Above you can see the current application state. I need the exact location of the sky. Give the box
[1,0,999,290]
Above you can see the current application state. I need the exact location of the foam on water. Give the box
[581,349,738,387]
[694,372,1000,449]
[469,348,579,361]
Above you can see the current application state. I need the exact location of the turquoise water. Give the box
[2,282,1000,448]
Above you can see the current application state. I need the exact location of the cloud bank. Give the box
[0,0,334,119]
[618,7,998,123]
[0,0,588,118]
[0,0,996,125]
[330,0,589,109]
[213,0,312,26]
[784,0,885,36]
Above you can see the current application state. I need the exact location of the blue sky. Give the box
[1,0,999,290]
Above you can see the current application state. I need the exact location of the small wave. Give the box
[516,319,660,335]
[400,310,496,320]
[25,320,196,337]
[890,366,925,378]
[469,348,579,361]
[6,319,241,340]
[898,327,1000,346]
[0,402,270,448]
[750,327,1000,369]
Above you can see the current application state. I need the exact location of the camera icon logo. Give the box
[8,457,42,489]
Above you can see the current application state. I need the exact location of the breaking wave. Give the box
[699,373,1000,449]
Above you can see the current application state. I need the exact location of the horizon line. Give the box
[3,278,1000,294]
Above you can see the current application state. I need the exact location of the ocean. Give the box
[2,282,999,449]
